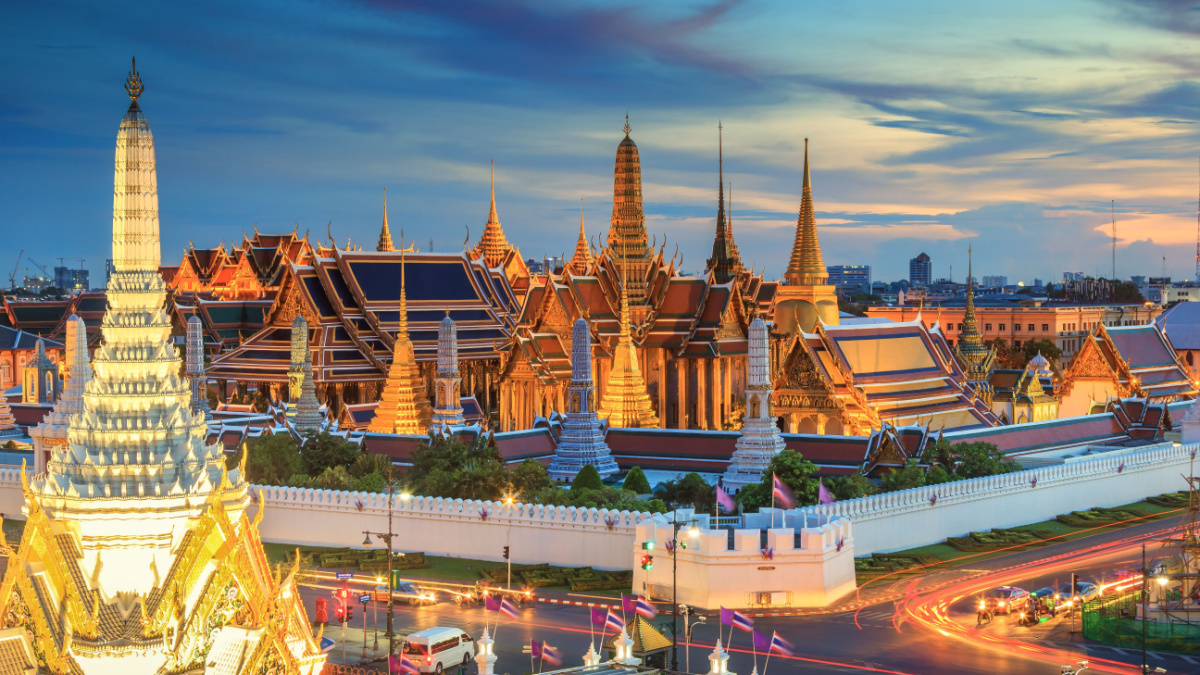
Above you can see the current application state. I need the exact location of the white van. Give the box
[401,627,475,674]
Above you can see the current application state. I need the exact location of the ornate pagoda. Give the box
[952,246,997,405]
[772,139,839,334]
[368,243,433,434]
[0,61,326,675]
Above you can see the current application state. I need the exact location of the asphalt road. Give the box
[300,515,1197,675]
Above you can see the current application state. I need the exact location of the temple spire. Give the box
[707,121,743,284]
[377,188,395,252]
[953,245,997,395]
[784,138,827,286]
[125,57,143,110]
[597,262,659,428]
[569,198,595,275]
[471,161,515,269]
[370,229,433,434]
[608,116,651,304]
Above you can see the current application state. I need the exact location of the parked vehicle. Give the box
[401,627,476,674]
[394,582,436,606]
[983,586,1029,615]
[1056,582,1099,607]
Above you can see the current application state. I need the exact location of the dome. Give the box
[1029,351,1051,373]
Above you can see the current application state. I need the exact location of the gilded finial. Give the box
[624,113,631,137]
[125,57,144,105]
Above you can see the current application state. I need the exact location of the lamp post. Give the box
[670,508,700,672]
[1141,543,1147,674]
[679,604,706,673]
[362,470,408,659]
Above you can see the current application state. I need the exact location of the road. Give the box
[300,517,1196,675]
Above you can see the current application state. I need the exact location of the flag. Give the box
[635,596,657,619]
[731,610,754,632]
[818,479,835,505]
[716,485,736,513]
[390,655,419,675]
[500,597,520,619]
[752,629,771,652]
[531,639,544,659]
[772,474,796,509]
[621,595,637,613]
[485,595,501,612]
[770,632,795,656]
[590,607,607,626]
[542,644,562,667]
[605,609,625,632]
[720,607,734,626]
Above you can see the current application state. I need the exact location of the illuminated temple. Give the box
[0,62,324,675]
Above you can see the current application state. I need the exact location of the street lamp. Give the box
[679,604,706,672]
[670,508,701,672]
[361,468,406,659]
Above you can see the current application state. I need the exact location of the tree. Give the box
[879,459,926,492]
[825,474,875,501]
[509,459,551,498]
[351,471,387,493]
[1113,282,1144,303]
[241,433,302,485]
[1022,339,1061,367]
[300,431,361,476]
[984,339,1025,369]
[314,465,353,491]
[653,473,714,511]
[571,464,605,495]
[735,450,820,510]
[350,452,393,479]
[622,466,652,494]
[407,434,508,501]
[950,441,1019,479]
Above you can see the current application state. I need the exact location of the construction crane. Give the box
[26,257,52,281]
[7,250,22,291]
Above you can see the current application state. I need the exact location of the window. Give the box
[1015,324,1021,331]
[957,323,963,332]
[1028,324,1035,331]
[1014,340,1022,348]
[1042,324,1049,332]
[433,637,460,653]
[985,323,992,331]
[1188,352,1195,367]
[999,324,1006,331]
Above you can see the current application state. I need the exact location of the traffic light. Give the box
[641,554,654,571]
[503,546,510,560]
[642,541,654,550]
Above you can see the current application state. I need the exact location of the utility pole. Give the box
[1142,542,1148,674]
[1111,200,1117,281]
[1195,154,1200,280]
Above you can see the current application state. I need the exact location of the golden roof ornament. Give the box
[624,113,631,137]
[124,57,144,107]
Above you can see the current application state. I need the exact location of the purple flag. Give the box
[590,607,607,626]
[621,594,637,613]
[716,485,736,513]
[485,595,501,612]
[772,474,796,509]
[752,629,771,652]
[720,607,734,626]
[818,479,835,505]
[531,639,543,658]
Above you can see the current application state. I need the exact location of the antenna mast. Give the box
[1195,154,1199,280]
[1111,200,1116,281]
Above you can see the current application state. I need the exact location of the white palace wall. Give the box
[791,441,1197,557]
[250,485,654,570]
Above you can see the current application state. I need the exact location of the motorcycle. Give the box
[1059,661,1088,674]
[976,600,993,626]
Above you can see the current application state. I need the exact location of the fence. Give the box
[790,441,1198,556]
[1082,597,1200,654]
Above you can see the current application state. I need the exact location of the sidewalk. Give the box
[319,620,393,666]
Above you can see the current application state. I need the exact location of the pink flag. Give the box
[716,485,736,513]
[772,474,796,509]
[818,479,835,505]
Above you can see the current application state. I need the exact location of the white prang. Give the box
[185,314,210,419]
[31,315,92,473]
[430,313,465,431]
[548,317,618,480]
[723,317,786,491]
[291,315,323,432]
[31,98,245,597]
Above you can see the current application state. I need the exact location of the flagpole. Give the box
[763,644,773,675]
[771,473,776,530]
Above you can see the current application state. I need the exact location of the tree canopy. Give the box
[735,450,820,509]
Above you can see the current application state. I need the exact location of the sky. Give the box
[3,0,1200,287]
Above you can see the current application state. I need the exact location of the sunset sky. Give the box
[3,0,1200,286]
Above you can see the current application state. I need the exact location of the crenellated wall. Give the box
[790,441,1197,556]
[250,484,655,569]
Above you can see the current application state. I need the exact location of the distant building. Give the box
[982,275,1007,288]
[1034,278,1043,287]
[53,266,89,292]
[22,274,50,291]
[105,259,114,288]
[827,265,871,295]
[909,253,931,287]
[1063,271,1083,282]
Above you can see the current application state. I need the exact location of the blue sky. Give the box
[3,0,1200,286]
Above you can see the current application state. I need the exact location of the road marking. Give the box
[1108,647,1128,655]
[1180,655,1198,664]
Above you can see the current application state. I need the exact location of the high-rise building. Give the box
[53,265,89,291]
[981,275,1007,288]
[827,265,871,295]
[909,252,932,287]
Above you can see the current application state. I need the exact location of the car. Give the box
[394,582,436,606]
[1057,582,1099,607]
[1030,587,1061,616]
[983,586,1029,614]
[402,627,475,674]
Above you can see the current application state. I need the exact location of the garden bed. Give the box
[946,528,1055,552]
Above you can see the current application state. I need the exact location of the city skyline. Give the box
[4,0,1200,286]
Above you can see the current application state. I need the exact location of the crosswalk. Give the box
[1037,641,1200,666]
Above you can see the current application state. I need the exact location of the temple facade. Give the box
[0,63,325,675]
[1057,322,1196,417]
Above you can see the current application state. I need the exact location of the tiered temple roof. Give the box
[468,163,530,293]
[207,248,521,389]
[1059,323,1196,404]
[608,117,653,305]
[776,317,1000,433]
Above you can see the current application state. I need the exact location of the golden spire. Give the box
[472,161,514,268]
[569,198,595,275]
[369,227,432,434]
[624,113,631,137]
[597,257,659,428]
[399,228,409,338]
[124,57,144,108]
[377,188,395,252]
[708,121,742,284]
[784,138,828,286]
[954,244,996,384]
